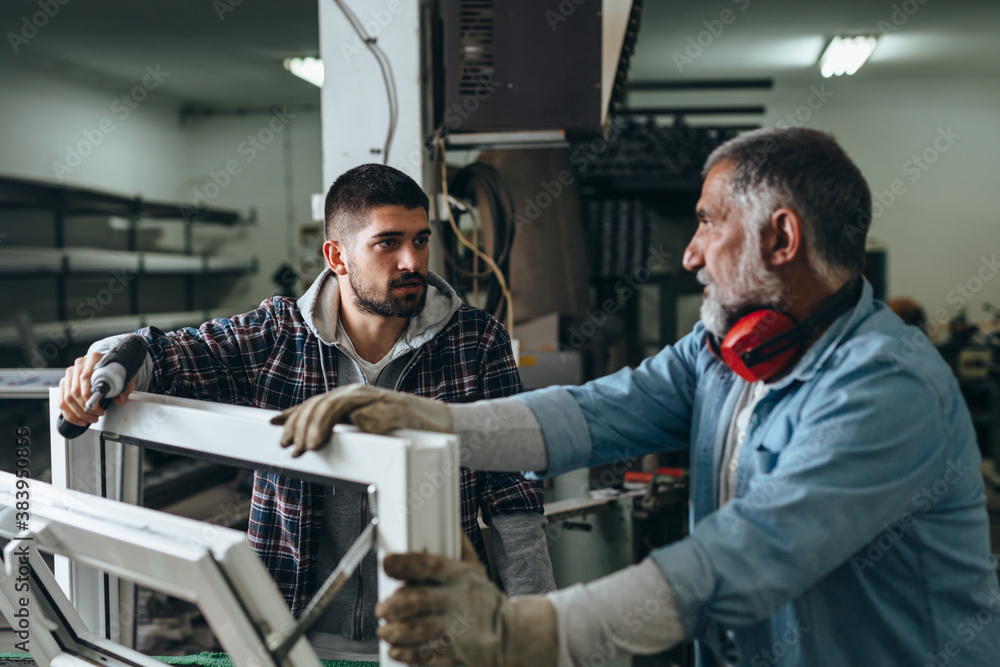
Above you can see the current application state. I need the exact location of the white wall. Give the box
[767,70,1000,331]
[630,68,1000,331]
[176,108,323,311]
[0,58,323,315]
[794,72,1000,332]
[319,0,426,190]
[0,60,186,198]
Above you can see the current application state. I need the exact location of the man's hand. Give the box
[270,384,454,457]
[376,535,558,667]
[59,353,135,427]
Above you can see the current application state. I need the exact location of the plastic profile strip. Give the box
[0,472,322,667]
[46,389,462,667]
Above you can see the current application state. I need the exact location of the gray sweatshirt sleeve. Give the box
[450,399,557,594]
[548,558,688,666]
[488,511,556,596]
[450,397,549,472]
[88,334,154,392]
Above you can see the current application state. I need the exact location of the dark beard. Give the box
[351,271,427,318]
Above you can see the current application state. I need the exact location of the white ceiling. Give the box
[0,0,321,108]
[630,0,1000,82]
[1,1,997,108]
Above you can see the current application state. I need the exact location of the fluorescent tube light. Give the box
[283,57,324,87]
[818,35,878,78]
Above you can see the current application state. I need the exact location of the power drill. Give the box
[57,334,150,439]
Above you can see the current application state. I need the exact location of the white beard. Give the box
[698,243,787,338]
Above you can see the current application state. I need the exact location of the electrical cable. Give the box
[452,164,516,268]
[432,126,517,327]
[438,138,515,332]
[458,166,513,320]
[437,143,514,325]
[470,200,480,305]
[331,0,398,164]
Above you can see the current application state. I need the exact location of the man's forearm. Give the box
[451,398,549,472]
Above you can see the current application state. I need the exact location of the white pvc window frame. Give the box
[0,473,322,667]
[45,389,461,667]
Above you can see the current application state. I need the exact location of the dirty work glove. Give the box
[376,535,559,667]
[270,384,453,457]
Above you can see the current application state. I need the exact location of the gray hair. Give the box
[704,127,872,288]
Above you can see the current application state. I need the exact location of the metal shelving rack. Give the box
[0,175,256,347]
[0,309,236,347]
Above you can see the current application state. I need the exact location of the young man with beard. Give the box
[59,164,554,662]
[275,130,1000,666]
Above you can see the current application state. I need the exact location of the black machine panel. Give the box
[443,0,603,134]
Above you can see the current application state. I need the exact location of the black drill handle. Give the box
[56,334,150,440]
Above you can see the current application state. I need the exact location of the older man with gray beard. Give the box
[273,129,1000,667]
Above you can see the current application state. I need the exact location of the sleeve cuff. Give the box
[487,511,556,595]
[87,333,153,392]
[514,386,593,479]
[650,539,741,663]
[649,537,718,642]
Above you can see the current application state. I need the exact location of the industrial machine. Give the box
[440,0,641,138]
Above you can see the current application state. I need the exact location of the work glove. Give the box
[376,535,559,667]
[270,384,453,457]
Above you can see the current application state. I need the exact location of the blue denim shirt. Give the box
[518,281,1000,666]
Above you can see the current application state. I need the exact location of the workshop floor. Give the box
[136,590,220,656]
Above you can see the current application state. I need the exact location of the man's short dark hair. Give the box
[324,164,430,242]
[704,128,872,285]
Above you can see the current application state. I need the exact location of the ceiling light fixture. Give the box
[283,57,324,87]
[818,35,878,78]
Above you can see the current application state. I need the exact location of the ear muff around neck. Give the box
[705,276,864,383]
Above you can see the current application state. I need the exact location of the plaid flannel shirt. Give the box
[135,294,543,614]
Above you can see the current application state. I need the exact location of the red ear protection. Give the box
[714,309,799,382]
[705,277,864,383]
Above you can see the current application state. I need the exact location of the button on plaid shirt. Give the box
[137,296,543,614]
